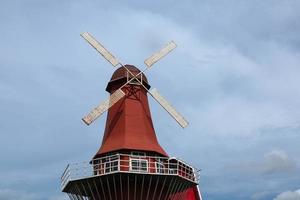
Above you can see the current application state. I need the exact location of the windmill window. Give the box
[131,151,146,158]
[104,156,119,173]
[130,158,148,172]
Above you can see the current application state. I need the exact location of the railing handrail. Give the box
[61,153,200,190]
[61,164,70,180]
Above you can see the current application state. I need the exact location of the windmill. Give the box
[80,32,188,129]
[60,32,202,200]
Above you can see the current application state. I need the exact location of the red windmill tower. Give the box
[61,32,202,200]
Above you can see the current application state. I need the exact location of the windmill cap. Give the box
[106,65,151,92]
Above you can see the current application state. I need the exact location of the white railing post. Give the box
[118,156,120,173]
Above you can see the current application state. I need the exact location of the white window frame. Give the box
[130,158,148,172]
[104,156,119,173]
[131,151,146,158]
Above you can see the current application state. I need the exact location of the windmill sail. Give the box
[82,89,125,125]
[149,88,188,128]
[81,32,120,67]
[144,41,177,68]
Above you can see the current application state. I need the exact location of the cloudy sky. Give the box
[0,0,300,199]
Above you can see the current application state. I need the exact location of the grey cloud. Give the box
[262,150,297,175]
[124,0,300,53]
[0,189,39,200]
[224,149,298,176]
[274,189,300,200]
[251,191,273,200]
[48,195,67,200]
[0,189,66,200]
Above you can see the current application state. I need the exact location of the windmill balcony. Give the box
[61,153,200,191]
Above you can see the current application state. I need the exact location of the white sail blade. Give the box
[144,41,177,68]
[149,88,188,128]
[82,89,125,125]
[81,32,120,67]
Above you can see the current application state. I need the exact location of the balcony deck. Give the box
[61,153,200,191]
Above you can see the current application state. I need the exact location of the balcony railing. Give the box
[61,153,200,190]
